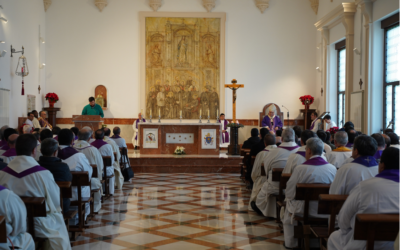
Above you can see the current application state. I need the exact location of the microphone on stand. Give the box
[282,105,290,128]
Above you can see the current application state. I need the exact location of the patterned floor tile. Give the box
[124,219,171,228]
[116,232,169,244]
[153,241,210,250]
[157,225,207,236]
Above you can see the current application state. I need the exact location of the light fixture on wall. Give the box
[316,43,321,49]
[0,50,6,57]
[40,37,45,44]
[316,67,322,72]
[0,16,7,23]
[353,48,361,55]
[39,63,45,69]
[11,45,29,95]
[0,41,4,44]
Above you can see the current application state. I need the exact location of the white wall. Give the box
[45,0,317,121]
[0,0,46,127]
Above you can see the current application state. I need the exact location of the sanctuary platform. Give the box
[129,151,242,173]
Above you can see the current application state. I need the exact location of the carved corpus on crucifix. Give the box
[224,79,244,123]
[359,78,363,89]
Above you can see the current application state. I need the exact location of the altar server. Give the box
[261,106,283,132]
[325,131,352,169]
[0,134,71,250]
[57,129,93,220]
[283,138,337,248]
[89,129,115,195]
[310,111,321,133]
[0,134,18,163]
[31,110,41,129]
[74,129,105,211]
[248,133,276,210]
[283,130,315,174]
[218,113,230,146]
[330,135,379,195]
[104,128,124,190]
[328,147,399,250]
[323,115,337,131]
[0,185,35,250]
[132,113,146,149]
[251,128,299,217]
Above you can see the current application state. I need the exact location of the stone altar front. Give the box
[139,123,220,155]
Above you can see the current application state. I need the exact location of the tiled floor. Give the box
[71,173,285,250]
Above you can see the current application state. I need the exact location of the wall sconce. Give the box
[0,17,7,23]
[353,48,361,55]
[40,37,45,44]
[0,50,6,57]
[0,41,4,44]
[316,67,322,72]
[39,63,45,69]
[316,43,321,49]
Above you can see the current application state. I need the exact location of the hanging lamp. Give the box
[11,45,29,95]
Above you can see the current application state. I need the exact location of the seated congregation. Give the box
[240,123,399,249]
[0,124,132,249]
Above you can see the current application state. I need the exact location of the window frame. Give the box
[336,39,346,127]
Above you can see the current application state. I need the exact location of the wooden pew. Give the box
[260,163,266,176]
[102,156,114,199]
[354,214,399,250]
[310,194,348,250]
[0,216,6,244]
[120,147,129,171]
[293,183,331,249]
[240,149,250,182]
[69,172,92,240]
[89,164,100,218]
[56,181,78,232]
[20,197,46,240]
[271,168,285,224]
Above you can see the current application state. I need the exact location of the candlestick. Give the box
[207,114,210,123]
[158,114,161,123]
[149,114,152,123]
[180,110,182,117]
[199,114,202,123]
[200,109,202,117]
[159,108,160,117]
[180,113,182,123]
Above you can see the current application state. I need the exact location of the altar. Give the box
[138,123,220,155]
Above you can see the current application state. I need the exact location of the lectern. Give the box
[72,115,104,131]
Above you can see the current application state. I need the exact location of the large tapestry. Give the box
[145,17,221,119]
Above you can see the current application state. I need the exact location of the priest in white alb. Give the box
[0,134,71,250]
[328,147,399,250]
[248,133,277,210]
[283,130,316,174]
[74,128,105,212]
[0,134,18,164]
[0,185,35,250]
[251,128,299,217]
[330,135,379,195]
[103,128,124,190]
[57,129,93,220]
[309,111,321,133]
[283,138,337,248]
[132,113,146,150]
[111,126,129,169]
[325,131,352,169]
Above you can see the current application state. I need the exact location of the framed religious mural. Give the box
[140,12,226,120]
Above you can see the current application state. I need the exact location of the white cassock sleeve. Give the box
[337,184,361,231]
[285,168,300,201]
[283,154,305,174]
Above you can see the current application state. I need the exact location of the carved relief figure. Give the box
[205,44,215,67]
[177,36,188,66]
[151,44,162,66]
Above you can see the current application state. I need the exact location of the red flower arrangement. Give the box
[327,126,339,135]
[299,95,314,105]
[45,92,59,102]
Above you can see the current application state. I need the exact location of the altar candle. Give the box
[217,109,219,117]
[200,109,202,116]
[208,109,210,117]
[180,110,182,117]
[141,109,143,114]
[159,108,160,117]
[150,109,152,116]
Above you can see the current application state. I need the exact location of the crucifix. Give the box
[224,79,244,123]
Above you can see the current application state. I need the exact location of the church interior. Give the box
[0,0,399,249]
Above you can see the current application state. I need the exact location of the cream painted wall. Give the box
[0,0,46,127]
[45,0,317,122]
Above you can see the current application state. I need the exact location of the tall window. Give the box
[382,14,399,134]
[336,40,346,127]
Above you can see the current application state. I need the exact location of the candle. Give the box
[141,109,143,114]
[217,109,219,117]
[159,108,160,117]
[150,109,152,116]
[180,110,182,117]
[200,109,202,116]
[208,109,210,117]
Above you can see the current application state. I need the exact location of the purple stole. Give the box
[111,135,121,139]
[303,157,329,166]
[296,151,306,157]
[352,155,378,167]
[218,119,229,143]
[1,145,9,151]
[2,148,16,157]
[373,150,383,160]
[0,140,7,149]
[262,149,269,152]
[278,145,299,151]
[0,185,6,192]
[135,119,146,140]
[346,142,354,148]
[91,139,108,150]
[376,169,400,183]
[262,116,282,131]
[54,136,58,141]
[310,119,317,130]
[58,147,79,160]
[1,165,47,179]
[74,136,78,141]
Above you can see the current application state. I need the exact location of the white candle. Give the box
[200,109,202,116]
[217,109,219,118]
[150,109,152,116]
[141,109,143,114]
[159,108,160,117]
[180,110,182,117]
[208,109,209,117]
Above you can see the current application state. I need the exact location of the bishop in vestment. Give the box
[261,106,283,132]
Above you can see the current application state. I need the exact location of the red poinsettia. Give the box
[299,95,314,105]
[327,126,339,134]
[45,92,59,102]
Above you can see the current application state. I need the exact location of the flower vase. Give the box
[48,100,55,108]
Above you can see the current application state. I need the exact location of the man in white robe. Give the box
[0,185,35,250]
[328,147,399,250]
[325,131,352,169]
[0,128,18,156]
[89,129,116,195]
[132,113,146,149]
[81,126,95,143]
[103,128,124,190]
[248,133,277,210]
[310,111,321,133]
[74,129,106,212]
[251,128,299,217]
[24,112,34,128]
[283,130,316,174]
[57,129,93,220]
[323,114,337,131]
[283,138,337,248]
[0,134,18,164]
[31,110,41,129]
[111,126,130,169]
[330,135,379,195]
[0,134,71,250]
[34,129,53,161]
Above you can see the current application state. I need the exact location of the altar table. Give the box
[139,123,221,155]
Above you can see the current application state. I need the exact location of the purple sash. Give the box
[91,139,108,149]
[303,157,329,166]
[1,145,9,151]
[111,135,121,139]
[373,150,383,160]
[74,136,78,140]
[2,148,16,157]
[310,119,316,130]
[278,145,299,151]
[58,147,79,160]
[296,151,306,157]
[346,142,354,148]
[0,185,6,192]
[135,119,146,140]
[352,155,378,168]
[376,169,400,183]
[1,166,47,179]
[54,136,58,141]
[0,140,7,149]
[262,149,269,152]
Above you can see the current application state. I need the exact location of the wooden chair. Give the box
[310,194,348,250]
[0,216,6,244]
[354,214,399,250]
[102,156,114,199]
[120,147,129,171]
[271,168,284,224]
[293,183,331,250]
[20,197,46,241]
[89,164,100,217]
[240,149,250,182]
[260,163,266,176]
[56,181,77,232]
[69,172,92,240]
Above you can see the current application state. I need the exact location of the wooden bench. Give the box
[271,168,285,224]
[102,156,114,199]
[69,172,92,240]
[354,214,399,250]
[0,216,6,244]
[20,197,46,241]
[120,147,129,171]
[310,194,348,250]
[56,181,78,233]
[89,164,100,218]
[240,149,250,182]
[293,183,331,249]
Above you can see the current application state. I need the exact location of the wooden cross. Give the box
[224,79,244,123]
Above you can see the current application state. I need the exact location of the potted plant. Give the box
[45,92,59,108]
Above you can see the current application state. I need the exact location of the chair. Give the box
[56,181,77,233]
[102,156,114,199]
[310,194,348,250]
[271,168,284,223]
[354,214,399,250]
[240,149,250,182]
[258,103,284,128]
[89,164,100,218]
[20,197,46,241]
[120,147,129,171]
